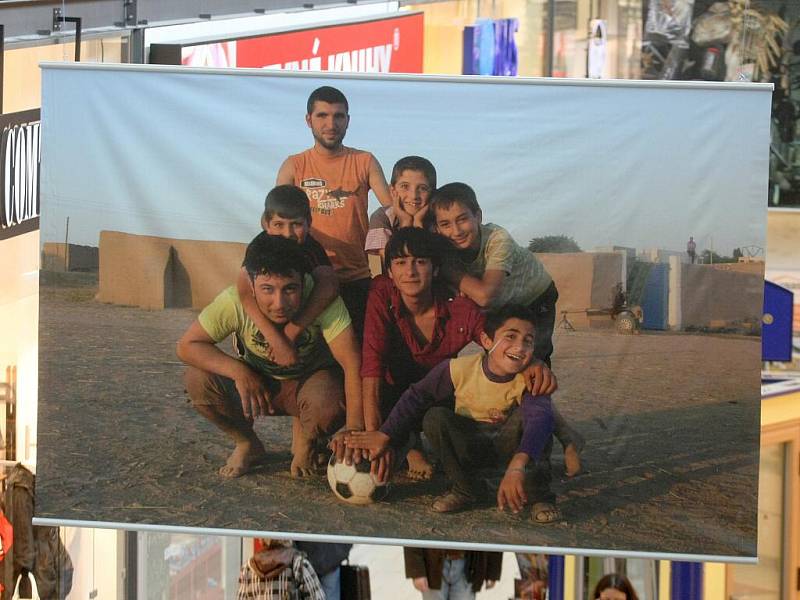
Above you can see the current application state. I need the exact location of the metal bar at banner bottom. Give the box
[671,562,702,600]
[548,555,564,600]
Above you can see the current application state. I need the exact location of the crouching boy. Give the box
[177,234,363,480]
[347,305,559,523]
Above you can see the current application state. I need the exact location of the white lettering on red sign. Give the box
[264,43,393,73]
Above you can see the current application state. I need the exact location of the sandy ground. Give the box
[36,273,760,558]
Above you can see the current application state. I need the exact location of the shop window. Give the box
[404,0,552,77]
[0,366,16,464]
[134,532,242,600]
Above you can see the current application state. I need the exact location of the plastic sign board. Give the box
[151,13,423,74]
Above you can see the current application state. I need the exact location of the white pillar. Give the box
[668,255,683,330]
[617,249,628,292]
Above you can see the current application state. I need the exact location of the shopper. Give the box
[237,539,325,600]
[593,573,640,600]
[404,547,502,600]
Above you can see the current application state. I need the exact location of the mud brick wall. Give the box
[97,231,247,310]
[538,252,623,329]
[97,232,624,321]
[97,231,172,309]
[680,264,763,328]
[169,238,248,309]
[710,262,765,276]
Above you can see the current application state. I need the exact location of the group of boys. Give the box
[177,86,581,524]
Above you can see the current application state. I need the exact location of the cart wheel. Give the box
[616,312,636,334]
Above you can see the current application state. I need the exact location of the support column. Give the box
[548,555,565,600]
[668,255,683,330]
[671,562,702,600]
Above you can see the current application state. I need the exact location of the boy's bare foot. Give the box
[219,439,268,478]
[406,448,434,481]
[291,453,314,478]
[290,425,315,478]
[564,443,582,477]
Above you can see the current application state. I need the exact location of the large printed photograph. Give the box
[36,64,769,559]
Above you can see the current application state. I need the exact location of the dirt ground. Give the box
[36,273,760,558]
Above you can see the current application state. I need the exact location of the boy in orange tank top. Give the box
[277,86,393,339]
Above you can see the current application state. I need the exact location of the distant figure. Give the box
[593,573,640,600]
[687,236,697,264]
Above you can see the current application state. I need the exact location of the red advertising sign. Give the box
[181,13,424,74]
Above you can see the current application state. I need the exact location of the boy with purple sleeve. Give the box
[349,305,560,523]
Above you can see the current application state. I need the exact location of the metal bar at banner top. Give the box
[36,61,774,93]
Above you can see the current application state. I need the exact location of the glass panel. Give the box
[3,35,128,112]
[728,443,785,599]
[624,558,657,600]
[137,532,241,600]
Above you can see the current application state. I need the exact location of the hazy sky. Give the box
[40,66,771,256]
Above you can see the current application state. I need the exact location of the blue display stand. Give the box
[671,562,702,600]
[763,280,794,361]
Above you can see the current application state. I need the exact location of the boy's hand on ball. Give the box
[497,470,527,514]
[346,431,390,459]
[371,449,393,483]
[329,430,364,465]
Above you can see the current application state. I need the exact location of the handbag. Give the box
[340,563,371,600]
[12,573,40,600]
[237,552,300,600]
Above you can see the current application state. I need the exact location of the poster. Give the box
[37,65,768,559]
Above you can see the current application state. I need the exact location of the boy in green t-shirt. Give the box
[177,234,363,479]
[430,182,583,476]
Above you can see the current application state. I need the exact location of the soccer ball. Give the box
[326,453,389,505]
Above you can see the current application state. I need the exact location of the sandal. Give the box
[531,502,561,524]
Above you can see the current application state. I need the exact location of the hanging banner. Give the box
[37,64,769,561]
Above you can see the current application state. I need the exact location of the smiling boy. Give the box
[431,182,583,476]
[348,306,559,522]
[177,234,363,479]
[365,156,437,260]
[235,185,340,367]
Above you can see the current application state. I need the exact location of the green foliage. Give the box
[626,260,652,307]
[528,235,582,253]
